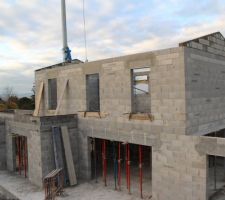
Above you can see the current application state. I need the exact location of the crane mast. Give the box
[61,0,72,62]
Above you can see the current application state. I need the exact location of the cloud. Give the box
[0,0,224,95]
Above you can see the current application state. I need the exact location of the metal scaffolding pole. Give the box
[102,140,107,186]
[60,0,72,62]
[118,142,121,190]
[214,155,217,190]
[139,145,143,198]
[127,143,131,194]
[214,131,217,191]
[125,143,128,189]
[113,142,117,190]
[18,137,21,175]
[94,138,97,183]
[24,137,27,178]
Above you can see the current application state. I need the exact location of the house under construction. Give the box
[1,32,225,200]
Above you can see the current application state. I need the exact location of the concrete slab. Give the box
[0,171,44,200]
[0,170,151,200]
[58,181,147,200]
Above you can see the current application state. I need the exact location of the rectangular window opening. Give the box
[48,78,57,110]
[86,74,100,112]
[131,67,151,113]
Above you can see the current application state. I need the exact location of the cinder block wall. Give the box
[5,113,43,186]
[185,47,225,135]
[35,47,186,134]
[3,112,79,187]
[151,48,186,135]
[152,134,207,200]
[39,115,79,179]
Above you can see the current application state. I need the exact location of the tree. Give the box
[31,82,35,108]
[0,86,35,111]
[1,87,18,110]
[18,97,34,110]
[2,87,15,102]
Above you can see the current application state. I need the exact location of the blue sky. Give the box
[0,0,225,96]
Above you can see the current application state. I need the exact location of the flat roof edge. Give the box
[35,47,182,72]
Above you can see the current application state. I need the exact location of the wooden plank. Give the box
[55,79,68,115]
[33,81,44,116]
[78,111,109,118]
[126,113,154,121]
[61,126,77,186]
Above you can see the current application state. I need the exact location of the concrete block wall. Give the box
[151,48,186,135]
[180,32,225,57]
[152,134,207,200]
[35,47,187,135]
[5,114,43,186]
[39,115,79,179]
[3,112,79,187]
[185,47,225,135]
[100,61,130,116]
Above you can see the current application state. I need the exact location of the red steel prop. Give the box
[24,137,27,178]
[139,145,143,198]
[118,142,121,190]
[127,143,131,194]
[102,140,107,186]
[18,137,21,175]
[16,136,28,178]
[126,143,128,189]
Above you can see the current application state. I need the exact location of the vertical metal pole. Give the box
[91,138,94,179]
[22,137,24,177]
[104,140,107,186]
[224,157,225,179]
[24,137,27,178]
[118,142,121,190]
[102,140,107,186]
[21,137,23,175]
[214,131,217,191]
[214,155,217,190]
[113,142,117,190]
[224,131,225,179]
[18,137,21,175]
[61,0,68,49]
[15,137,18,172]
[102,140,104,183]
[126,143,128,189]
[127,143,131,194]
[139,145,143,198]
[61,0,72,62]
[94,138,97,183]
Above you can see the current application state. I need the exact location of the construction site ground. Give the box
[0,171,151,200]
[1,169,225,200]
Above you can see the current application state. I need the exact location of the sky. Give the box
[0,0,225,96]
